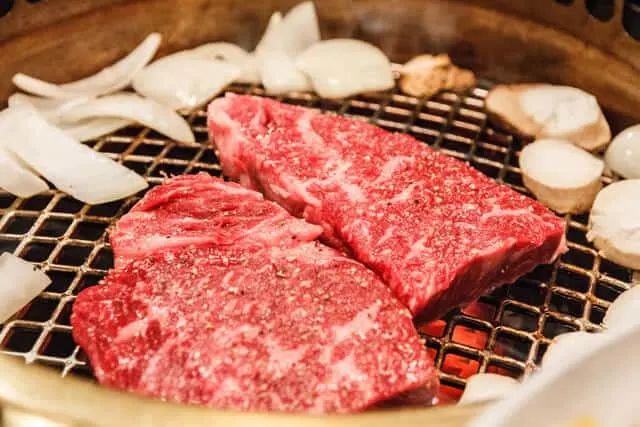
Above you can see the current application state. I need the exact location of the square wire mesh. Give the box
[0,82,636,395]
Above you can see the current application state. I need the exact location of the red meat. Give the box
[72,174,437,413]
[208,94,566,321]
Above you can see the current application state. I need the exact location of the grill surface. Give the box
[0,82,636,400]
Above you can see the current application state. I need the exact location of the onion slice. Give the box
[296,39,395,98]
[255,11,312,94]
[8,93,89,123]
[60,93,195,142]
[132,54,240,110]
[12,33,161,99]
[604,124,640,179]
[0,253,51,323]
[0,147,49,198]
[255,2,320,56]
[519,139,604,214]
[10,94,130,140]
[587,180,640,269]
[469,323,640,427]
[190,42,249,61]
[259,51,311,94]
[189,42,260,84]
[279,1,321,57]
[59,117,132,142]
[0,105,148,204]
[458,374,519,405]
[255,12,284,54]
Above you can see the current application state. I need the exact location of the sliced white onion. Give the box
[0,147,48,198]
[12,33,161,99]
[255,11,312,94]
[486,84,611,151]
[278,1,321,57]
[296,39,395,98]
[255,12,284,54]
[236,55,260,85]
[458,373,519,405]
[59,117,132,142]
[10,94,130,140]
[190,42,248,61]
[588,180,640,270]
[0,105,148,204]
[259,50,312,94]
[519,139,604,214]
[604,286,640,331]
[0,253,51,323]
[542,331,601,369]
[189,42,260,84]
[8,93,89,124]
[132,53,240,110]
[469,323,640,427]
[59,93,195,142]
[604,124,640,179]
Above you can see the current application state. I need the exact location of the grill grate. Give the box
[0,82,636,397]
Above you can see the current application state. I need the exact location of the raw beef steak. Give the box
[208,94,567,321]
[110,174,322,266]
[72,174,437,413]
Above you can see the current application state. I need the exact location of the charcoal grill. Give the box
[1,0,640,425]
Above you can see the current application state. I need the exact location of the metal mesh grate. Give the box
[0,82,636,397]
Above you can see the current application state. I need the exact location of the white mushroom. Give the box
[296,39,394,98]
[604,124,640,179]
[588,180,640,270]
[519,139,604,214]
[458,373,520,405]
[604,285,640,331]
[486,84,611,151]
